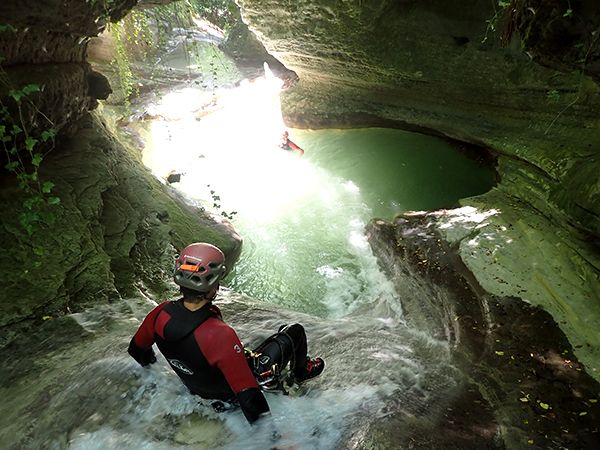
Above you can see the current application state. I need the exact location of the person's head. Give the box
[283,131,289,138]
[173,243,226,302]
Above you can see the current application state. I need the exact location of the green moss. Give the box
[0,112,241,338]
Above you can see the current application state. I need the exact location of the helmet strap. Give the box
[206,285,219,301]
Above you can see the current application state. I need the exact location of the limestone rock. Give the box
[365,212,600,449]
[87,70,112,100]
[236,0,600,239]
[0,112,241,345]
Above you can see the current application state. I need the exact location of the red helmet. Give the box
[173,243,226,293]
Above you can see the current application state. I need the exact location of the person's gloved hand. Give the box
[128,339,156,366]
[140,349,156,366]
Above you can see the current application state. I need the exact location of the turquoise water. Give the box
[137,70,495,320]
[0,36,496,450]
[218,127,496,317]
[300,128,495,218]
[3,125,484,450]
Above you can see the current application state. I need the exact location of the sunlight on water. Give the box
[140,66,400,318]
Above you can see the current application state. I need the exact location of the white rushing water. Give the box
[12,292,454,450]
[68,69,457,448]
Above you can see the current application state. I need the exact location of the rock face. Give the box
[364,214,599,449]
[0,1,242,346]
[0,0,138,132]
[0,111,242,346]
[237,0,599,236]
[235,0,600,378]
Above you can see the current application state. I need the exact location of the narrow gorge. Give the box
[0,1,598,449]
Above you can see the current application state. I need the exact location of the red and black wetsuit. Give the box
[281,138,303,153]
[128,299,270,424]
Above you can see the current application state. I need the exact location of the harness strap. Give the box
[250,328,296,391]
[160,299,217,341]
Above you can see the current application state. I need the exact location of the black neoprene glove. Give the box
[128,338,156,366]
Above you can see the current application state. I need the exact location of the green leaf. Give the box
[8,89,23,103]
[539,402,550,410]
[43,211,56,224]
[33,246,46,256]
[41,128,57,142]
[495,351,505,356]
[547,89,560,102]
[0,125,5,137]
[23,223,33,236]
[31,153,43,167]
[47,196,61,205]
[11,124,22,135]
[0,24,17,33]
[5,161,19,171]
[579,411,588,416]
[19,211,38,235]
[519,397,529,403]
[23,196,42,210]
[21,84,40,95]
[42,181,54,193]
[25,136,39,152]
[563,9,573,18]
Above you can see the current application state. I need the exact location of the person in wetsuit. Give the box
[128,242,324,425]
[279,131,304,156]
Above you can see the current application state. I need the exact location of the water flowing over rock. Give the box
[0,0,599,448]
[234,0,600,377]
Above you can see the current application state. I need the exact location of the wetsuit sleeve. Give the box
[128,302,168,366]
[197,321,270,423]
[287,139,301,151]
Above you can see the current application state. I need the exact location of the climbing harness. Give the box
[246,327,297,395]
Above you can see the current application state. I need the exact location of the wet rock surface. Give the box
[0,112,242,346]
[0,0,139,133]
[365,214,600,449]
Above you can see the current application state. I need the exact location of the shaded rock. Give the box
[0,111,241,346]
[0,0,140,137]
[87,70,112,100]
[235,0,600,389]
[364,213,600,449]
[236,0,600,239]
[220,9,296,82]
